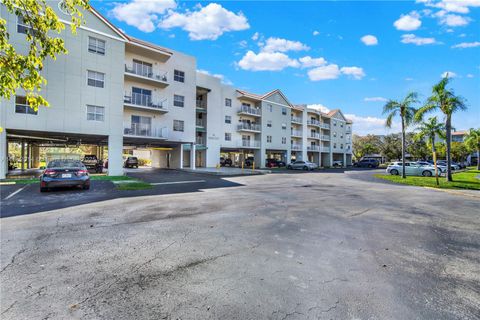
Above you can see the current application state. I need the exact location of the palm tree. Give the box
[415,75,467,181]
[464,128,480,170]
[383,92,419,178]
[414,117,445,185]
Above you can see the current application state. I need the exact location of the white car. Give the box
[386,162,436,177]
[413,161,446,173]
[287,160,318,171]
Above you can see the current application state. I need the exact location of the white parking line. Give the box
[4,185,28,200]
[150,180,206,186]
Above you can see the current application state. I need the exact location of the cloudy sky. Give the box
[95,0,479,135]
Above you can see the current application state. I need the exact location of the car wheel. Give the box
[390,169,399,175]
[368,164,373,168]
[303,166,309,171]
[422,170,432,177]
[287,165,292,170]
[40,187,48,192]
[83,184,90,190]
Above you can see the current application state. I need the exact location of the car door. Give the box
[404,163,415,175]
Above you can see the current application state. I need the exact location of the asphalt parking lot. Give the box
[1,169,479,319]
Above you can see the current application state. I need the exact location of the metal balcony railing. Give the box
[196,118,206,127]
[307,145,320,151]
[125,64,168,82]
[321,135,330,141]
[309,133,320,139]
[291,144,302,151]
[196,100,207,109]
[239,140,261,148]
[291,116,302,123]
[123,123,167,139]
[238,105,261,116]
[307,120,321,126]
[124,92,168,110]
[320,123,330,129]
[291,130,302,137]
[237,123,261,131]
[320,146,330,152]
[196,136,206,145]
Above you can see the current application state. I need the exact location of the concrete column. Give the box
[255,148,264,168]
[0,130,7,179]
[190,143,196,170]
[26,143,31,168]
[21,140,25,171]
[107,135,123,176]
[32,145,40,168]
[343,153,347,168]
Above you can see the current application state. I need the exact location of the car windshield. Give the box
[84,155,96,160]
[48,160,84,168]
[128,157,137,160]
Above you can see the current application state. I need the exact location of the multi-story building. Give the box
[0,2,352,179]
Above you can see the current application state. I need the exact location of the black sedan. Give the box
[40,160,90,192]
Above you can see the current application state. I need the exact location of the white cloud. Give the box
[364,97,388,102]
[239,40,248,48]
[405,77,414,81]
[441,71,458,78]
[438,13,471,26]
[466,73,474,78]
[307,64,341,81]
[451,41,480,48]
[159,3,249,40]
[260,37,310,53]
[401,34,437,45]
[344,114,402,135]
[340,66,366,79]
[394,12,422,31]
[361,35,378,46]
[313,30,320,36]
[307,104,330,113]
[419,0,480,14]
[111,0,176,33]
[251,32,260,41]
[237,51,299,71]
[299,56,327,68]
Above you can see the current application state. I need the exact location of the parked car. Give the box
[82,155,103,173]
[124,156,139,168]
[287,160,317,171]
[266,159,286,168]
[40,160,90,192]
[332,160,343,167]
[414,161,446,173]
[437,160,460,171]
[220,157,233,167]
[245,157,255,167]
[386,162,436,177]
[354,158,379,168]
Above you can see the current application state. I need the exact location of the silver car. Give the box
[287,160,318,171]
[386,162,436,177]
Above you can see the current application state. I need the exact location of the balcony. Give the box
[196,100,207,112]
[291,130,302,137]
[291,116,302,124]
[307,145,320,152]
[238,140,261,149]
[124,64,169,87]
[237,123,261,132]
[320,146,331,152]
[124,93,168,113]
[291,144,302,151]
[320,123,330,130]
[238,106,261,117]
[196,136,206,145]
[321,135,330,141]
[309,132,320,139]
[307,120,321,127]
[196,118,206,127]
[123,123,168,140]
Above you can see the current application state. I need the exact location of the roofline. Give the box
[89,6,129,41]
[126,36,173,56]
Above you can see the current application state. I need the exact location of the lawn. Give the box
[374,168,480,190]
[114,181,153,191]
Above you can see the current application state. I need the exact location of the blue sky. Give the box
[95,0,479,135]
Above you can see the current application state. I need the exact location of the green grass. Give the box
[374,169,480,190]
[0,178,39,185]
[115,181,153,191]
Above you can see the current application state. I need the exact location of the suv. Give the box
[124,156,139,168]
[82,155,103,173]
[220,157,233,167]
[245,157,255,167]
[332,160,343,167]
[354,158,379,168]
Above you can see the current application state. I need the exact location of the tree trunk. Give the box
[477,149,480,170]
[445,116,452,181]
[432,136,439,186]
[401,118,406,179]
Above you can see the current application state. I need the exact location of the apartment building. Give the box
[0,2,352,179]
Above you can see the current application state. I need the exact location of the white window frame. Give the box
[88,36,106,55]
[282,107,287,115]
[225,98,232,107]
[225,133,231,141]
[282,137,286,144]
[282,123,287,130]
[173,120,184,132]
[87,70,105,88]
[225,115,231,124]
[15,96,37,115]
[86,105,105,122]
[17,16,33,34]
[267,120,272,128]
[267,135,272,143]
[173,94,185,108]
[174,69,185,83]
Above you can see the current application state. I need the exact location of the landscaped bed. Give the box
[374,168,480,190]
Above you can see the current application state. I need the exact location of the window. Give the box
[334,143,337,148]
[333,121,337,126]
[267,135,272,143]
[340,134,343,139]
[88,37,106,55]
[87,70,105,88]
[173,120,184,132]
[87,105,105,121]
[267,120,272,128]
[340,123,344,128]
[132,59,153,77]
[225,98,232,107]
[282,123,287,130]
[17,16,33,34]
[268,104,273,112]
[282,137,286,144]
[15,96,37,115]
[282,107,287,115]
[225,133,231,141]
[340,144,344,149]
[225,116,231,124]
[173,94,185,107]
[333,132,337,137]
[174,69,185,83]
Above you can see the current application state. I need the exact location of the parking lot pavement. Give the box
[1,170,479,319]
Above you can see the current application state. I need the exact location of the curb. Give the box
[424,187,480,200]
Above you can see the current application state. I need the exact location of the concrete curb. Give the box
[424,187,480,200]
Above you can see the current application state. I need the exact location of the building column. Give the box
[32,145,40,168]
[20,140,25,171]
[190,143,196,170]
[107,134,123,176]
[26,143,31,169]
[0,130,7,179]
[328,152,333,167]
[343,153,347,168]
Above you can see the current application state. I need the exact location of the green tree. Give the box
[414,116,445,185]
[450,142,469,162]
[380,134,402,162]
[352,134,381,161]
[407,133,429,160]
[415,75,467,181]
[464,128,480,170]
[0,0,90,114]
[383,92,419,178]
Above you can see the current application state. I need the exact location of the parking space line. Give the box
[150,180,206,186]
[4,185,28,200]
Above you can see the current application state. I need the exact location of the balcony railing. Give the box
[196,100,207,110]
[237,123,261,132]
[125,64,168,83]
[238,106,261,116]
[320,146,330,152]
[320,123,330,130]
[291,144,302,151]
[291,116,302,123]
[307,120,321,126]
[196,118,206,127]
[196,136,206,145]
[239,140,261,148]
[291,130,302,137]
[307,145,320,151]
[309,133,320,139]
[321,135,330,141]
[124,93,168,111]
[123,123,167,139]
